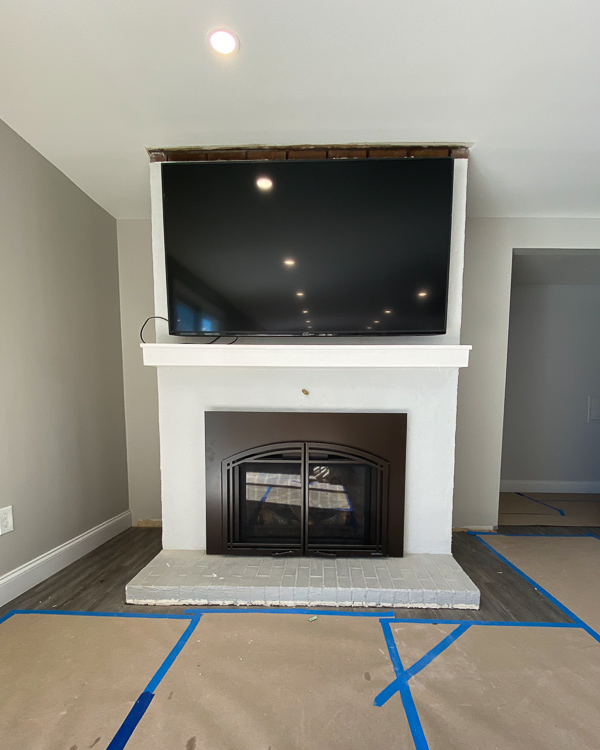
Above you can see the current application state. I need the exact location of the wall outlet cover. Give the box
[0,506,14,535]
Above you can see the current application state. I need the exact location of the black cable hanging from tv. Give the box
[139,316,237,345]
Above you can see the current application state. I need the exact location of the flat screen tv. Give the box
[161,157,454,337]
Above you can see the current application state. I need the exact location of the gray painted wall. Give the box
[117,219,161,523]
[0,118,129,578]
[454,218,600,529]
[500,284,600,485]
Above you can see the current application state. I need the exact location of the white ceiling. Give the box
[512,250,600,285]
[1,0,599,220]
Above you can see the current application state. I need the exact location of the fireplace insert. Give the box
[221,442,389,556]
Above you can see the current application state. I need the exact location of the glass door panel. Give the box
[234,460,303,548]
[306,458,377,549]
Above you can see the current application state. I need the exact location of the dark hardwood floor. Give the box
[2,526,595,622]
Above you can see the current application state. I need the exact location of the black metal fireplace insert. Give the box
[222,442,389,556]
[205,412,406,557]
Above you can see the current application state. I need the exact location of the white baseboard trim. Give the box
[0,511,132,608]
[500,480,600,494]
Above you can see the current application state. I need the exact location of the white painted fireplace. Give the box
[144,158,470,558]
[144,344,469,554]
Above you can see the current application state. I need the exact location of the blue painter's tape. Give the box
[516,492,565,516]
[374,620,406,706]
[542,498,600,503]
[0,610,16,625]
[144,614,202,694]
[496,534,593,538]
[184,607,394,617]
[374,615,580,709]
[106,691,154,750]
[377,619,429,749]
[104,615,202,748]
[374,677,403,707]
[386,618,577,627]
[468,531,595,538]
[260,485,273,503]
[396,676,430,750]
[379,619,404,677]
[404,623,471,679]
[375,622,472,707]
[4,609,195,620]
[474,534,600,644]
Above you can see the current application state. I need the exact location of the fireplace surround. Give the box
[142,152,469,558]
[205,412,406,557]
[124,153,481,608]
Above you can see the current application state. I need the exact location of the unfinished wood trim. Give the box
[148,145,469,163]
[136,519,163,528]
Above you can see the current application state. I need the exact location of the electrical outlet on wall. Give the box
[0,506,14,535]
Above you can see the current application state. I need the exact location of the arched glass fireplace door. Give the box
[222,442,389,556]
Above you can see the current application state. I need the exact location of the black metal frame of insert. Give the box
[221,441,389,557]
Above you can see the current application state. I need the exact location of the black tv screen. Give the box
[161,158,454,336]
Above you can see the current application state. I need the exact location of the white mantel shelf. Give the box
[142,343,471,369]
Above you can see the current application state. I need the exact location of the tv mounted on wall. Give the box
[161,157,454,337]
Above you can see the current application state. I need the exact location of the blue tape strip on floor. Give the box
[469,532,600,539]
[375,622,472,708]
[379,618,404,676]
[0,608,195,620]
[184,607,395,617]
[404,623,471,679]
[0,607,397,623]
[396,675,430,750]
[500,534,595,537]
[387,618,577,627]
[104,613,203,749]
[378,619,429,749]
[474,534,600,645]
[373,674,405,707]
[144,614,202,694]
[515,492,565,516]
[106,692,154,750]
[376,618,578,707]
[537,498,600,502]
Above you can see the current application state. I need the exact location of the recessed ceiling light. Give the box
[306,320,310,323]
[283,258,295,266]
[418,291,428,297]
[366,326,372,330]
[302,309,309,314]
[256,177,273,191]
[384,309,392,314]
[308,326,312,329]
[296,291,304,297]
[209,29,239,55]
[374,320,380,324]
